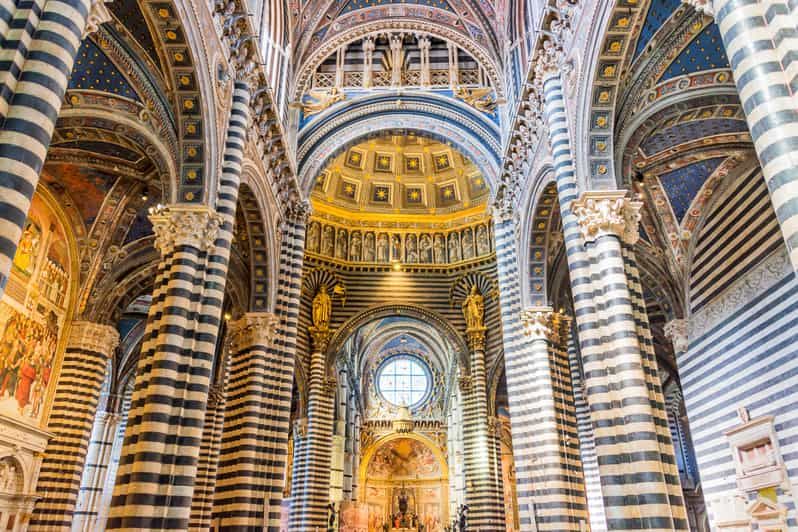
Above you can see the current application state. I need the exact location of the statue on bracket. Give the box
[462,228,474,259]
[312,283,332,330]
[462,285,485,330]
[377,233,389,262]
[322,225,334,256]
[406,234,418,263]
[433,234,446,264]
[335,228,348,259]
[476,224,490,255]
[307,222,320,253]
[420,234,432,263]
[349,231,362,261]
[391,235,402,261]
[448,233,460,262]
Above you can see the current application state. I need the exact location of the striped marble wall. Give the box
[685,167,798,528]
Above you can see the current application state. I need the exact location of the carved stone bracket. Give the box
[309,326,334,353]
[533,37,564,87]
[571,190,642,245]
[68,321,120,357]
[465,327,487,352]
[149,204,223,255]
[229,312,280,351]
[664,319,689,354]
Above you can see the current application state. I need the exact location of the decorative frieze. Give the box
[571,191,642,245]
[149,204,223,255]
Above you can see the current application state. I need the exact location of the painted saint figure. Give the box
[364,232,375,262]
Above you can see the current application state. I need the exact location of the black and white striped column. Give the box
[30,321,119,531]
[190,384,227,532]
[212,312,286,531]
[289,328,335,532]
[703,0,798,271]
[538,49,688,529]
[108,78,253,531]
[0,0,93,291]
[516,308,587,531]
[461,326,506,529]
[72,410,121,532]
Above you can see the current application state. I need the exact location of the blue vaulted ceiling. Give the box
[69,39,140,101]
[634,0,682,59]
[641,117,748,156]
[660,23,729,81]
[658,157,725,222]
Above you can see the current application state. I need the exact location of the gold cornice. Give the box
[304,252,497,272]
[310,201,491,228]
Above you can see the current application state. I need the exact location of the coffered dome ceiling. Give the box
[311,133,489,223]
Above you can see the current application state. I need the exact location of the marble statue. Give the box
[307,222,320,252]
[391,234,401,261]
[462,228,474,259]
[476,224,489,255]
[377,233,389,262]
[322,225,334,256]
[335,228,347,259]
[420,234,432,263]
[433,234,446,263]
[350,231,362,261]
[406,234,418,263]
[448,233,460,262]
[364,232,375,262]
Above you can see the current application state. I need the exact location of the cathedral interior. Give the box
[0,0,795,530]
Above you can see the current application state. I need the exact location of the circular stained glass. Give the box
[377,355,431,408]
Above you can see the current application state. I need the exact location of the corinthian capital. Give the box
[520,307,558,343]
[68,321,120,356]
[149,204,223,255]
[683,0,714,18]
[571,191,642,245]
[229,312,280,351]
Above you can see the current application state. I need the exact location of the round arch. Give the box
[357,431,450,503]
[293,20,503,100]
[297,94,501,194]
[324,304,470,378]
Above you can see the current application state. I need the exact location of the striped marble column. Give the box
[515,308,587,531]
[212,312,286,531]
[538,51,688,529]
[189,384,227,532]
[460,325,505,529]
[29,321,119,531]
[108,77,252,531]
[700,0,798,271]
[289,329,335,532]
[0,0,95,290]
[72,410,122,532]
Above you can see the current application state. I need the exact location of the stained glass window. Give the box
[377,355,430,407]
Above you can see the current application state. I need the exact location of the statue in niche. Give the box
[349,231,362,261]
[433,234,446,263]
[307,222,320,252]
[476,224,490,255]
[448,233,460,262]
[377,233,389,262]
[335,229,347,259]
[391,234,401,261]
[462,228,474,259]
[406,234,418,263]
[419,234,432,263]
[312,283,332,330]
[0,460,17,492]
[322,226,334,256]
[462,285,485,330]
[364,232,375,262]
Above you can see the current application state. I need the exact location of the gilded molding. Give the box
[571,191,642,245]
[148,204,223,255]
[68,321,120,356]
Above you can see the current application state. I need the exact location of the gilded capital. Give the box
[67,321,119,356]
[571,191,642,245]
[465,327,487,352]
[664,319,689,354]
[520,306,570,344]
[149,204,223,255]
[229,312,280,351]
[309,326,333,352]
